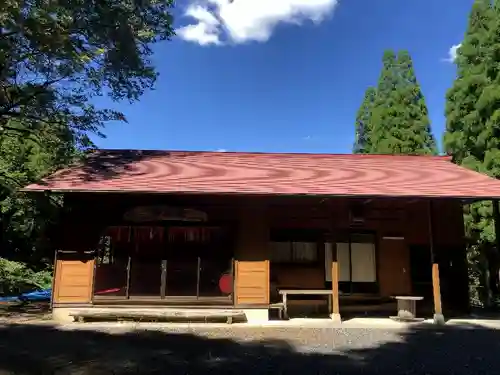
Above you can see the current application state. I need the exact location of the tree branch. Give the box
[0,123,36,136]
[0,77,67,118]
[0,30,21,39]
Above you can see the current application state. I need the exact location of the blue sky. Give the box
[92,0,473,154]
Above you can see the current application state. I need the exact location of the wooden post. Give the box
[50,249,58,309]
[329,199,341,322]
[331,252,340,321]
[432,263,443,315]
[428,200,445,325]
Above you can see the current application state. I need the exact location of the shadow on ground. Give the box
[0,322,499,374]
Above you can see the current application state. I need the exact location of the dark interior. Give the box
[93,223,234,304]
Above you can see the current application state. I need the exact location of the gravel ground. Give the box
[0,322,500,374]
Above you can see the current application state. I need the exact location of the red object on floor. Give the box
[94,288,121,295]
[219,274,233,294]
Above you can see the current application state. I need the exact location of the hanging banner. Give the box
[124,206,208,222]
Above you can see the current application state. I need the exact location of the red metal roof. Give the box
[22,150,500,199]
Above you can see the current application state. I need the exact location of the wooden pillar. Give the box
[428,200,445,325]
[331,247,340,321]
[329,199,341,322]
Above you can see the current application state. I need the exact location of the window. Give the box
[98,236,113,265]
[350,242,376,282]
[325,233,376,283]
[269,228,321,264]
[336,241,376,282]
[335,242,351,281]
[270,241,318,264]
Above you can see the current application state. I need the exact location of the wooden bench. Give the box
[69,308,246,324]
[390,296,424,322]
[279,289,334,319]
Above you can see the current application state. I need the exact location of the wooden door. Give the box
[53,256,94,304]
[378,239,411,297]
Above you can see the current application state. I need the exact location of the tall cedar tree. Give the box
[369,50,437,155]
[353,87,377,153]
[444,0,500,305]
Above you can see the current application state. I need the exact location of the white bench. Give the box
[269,302,285,320]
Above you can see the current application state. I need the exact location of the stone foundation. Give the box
[243,308,269,323]
[52,307,76,323]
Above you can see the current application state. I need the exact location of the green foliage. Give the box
[444,0,497,170]
[353,87,377,153]
[0,125,71,266]
[0,0,175,147]
[368,50,437,155]
[354,50,437,155]
[0,258,52,294]
[444,0,500,307]
[0,0,175,292]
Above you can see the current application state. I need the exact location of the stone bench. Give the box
[390,296,424,322]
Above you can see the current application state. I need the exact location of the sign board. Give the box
[124,206,208,222]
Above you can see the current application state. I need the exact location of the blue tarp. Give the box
[0,288,51,302]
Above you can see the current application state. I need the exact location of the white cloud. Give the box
[215,148,227,152]
[443,43,461,62]
[176,5,222,45]
[176,0,339,46]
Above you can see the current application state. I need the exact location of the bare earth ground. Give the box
[1,304,500,374]
[0,302,51,323]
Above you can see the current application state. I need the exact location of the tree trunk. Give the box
[492,200,500,302]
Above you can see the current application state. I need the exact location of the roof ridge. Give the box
[94,148,451,160]
[23,149,500,199]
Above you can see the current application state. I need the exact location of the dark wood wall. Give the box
[266,197,467,311]
[53,193,467,311]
